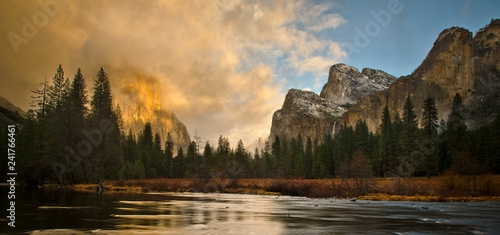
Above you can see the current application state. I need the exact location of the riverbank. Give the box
[47,175,500,202]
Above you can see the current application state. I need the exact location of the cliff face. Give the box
[337,20,500,133]
[269,89,346,143]
[0,96,25,126]
[118,77,191,150]
[319,64,396,105]
[269,64,395,144]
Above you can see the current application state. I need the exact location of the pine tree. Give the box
[271,136,283,177]
[30,78,49,118]
[447,93,469,174]
[420,95,439,176]
[66,68,88,151]
[401,95,418,176]
[47,64,70,113]
[45,65,72,182]
[186,141,199,177]
[89,68,113,121]
[252,148,263,178]
[87,67,122,182]
[174,147,185,178]
[305,137,313,178]
[391,111,403,174]
[151,132,162,178]
[200,142,213,179]
[354,119,369,154]
[378,105,392,177]
[263,142,273,177]
[234,139,249,178]
[138,122,153,176]
[421,96,438,137]
[164,133,174,178]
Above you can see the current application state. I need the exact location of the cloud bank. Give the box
[0,0,346,146]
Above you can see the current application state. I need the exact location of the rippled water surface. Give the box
[2,186,499,234]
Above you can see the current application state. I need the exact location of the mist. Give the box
[0,0,346,146]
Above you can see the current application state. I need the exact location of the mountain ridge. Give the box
[268,19,500,144]
[337,19,500,133]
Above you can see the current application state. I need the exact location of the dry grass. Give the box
[64,175,500,202]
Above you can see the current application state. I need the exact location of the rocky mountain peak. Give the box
[319,63,396,105]
[412,26,475,96]
[118,77,191,150]
[338,20,500,133]
[269,89,346,144]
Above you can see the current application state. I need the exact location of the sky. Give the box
[1,0,499,147]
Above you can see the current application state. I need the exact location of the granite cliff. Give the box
[320,64,396,105]
[269,20,500,143]
[118,77,191,150]
[269,89,346,144]
[269,64,395,143]
[337,19,500,133]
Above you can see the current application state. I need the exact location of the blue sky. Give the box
[284,0,500,94]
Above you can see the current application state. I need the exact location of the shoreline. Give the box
[36,176,500,202]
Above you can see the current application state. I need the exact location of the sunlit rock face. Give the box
[337,20,500,133]
[269,89,346,144]
[319,64,396,105]
[117,77,190,150]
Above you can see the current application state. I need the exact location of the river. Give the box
[1,186,499,234]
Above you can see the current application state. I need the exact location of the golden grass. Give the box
[59,175,500,202]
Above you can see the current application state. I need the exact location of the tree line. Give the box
[4,65,499,185]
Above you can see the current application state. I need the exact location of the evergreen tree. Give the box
[164,133,174,178]
[447,93,469,174]
[122,130,137,163]
[401,95,418,176]
[66,68,88,154]
[87,67,122,182]
[45,65,72,182]
[186,141,199,177]
[234,139,249,178]
[150,132,162,178]
[305,137,313,178]
[30,79,49,118]
[262,142,273,177]
[89,68,113,121]
[392,111,403,174]
[354,119,369,154]
[138,122,153,176]
[47,64,70,113]
[421,96,438,136]
[215,135,231,177]
[419,96,439,176]
[252,148,264,178]
[174,147,185,178]
[200,142,213,179]
[271,136,283,177]
[378,105,392,177]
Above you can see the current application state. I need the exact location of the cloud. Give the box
[0,0,345,146]
[309,13,346,32]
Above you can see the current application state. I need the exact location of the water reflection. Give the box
[1,186,499,234]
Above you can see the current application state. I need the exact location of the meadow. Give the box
[64,174,500,202]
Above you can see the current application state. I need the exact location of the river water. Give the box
[1,186,499,234]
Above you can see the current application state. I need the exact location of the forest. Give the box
[1,65,499,186]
